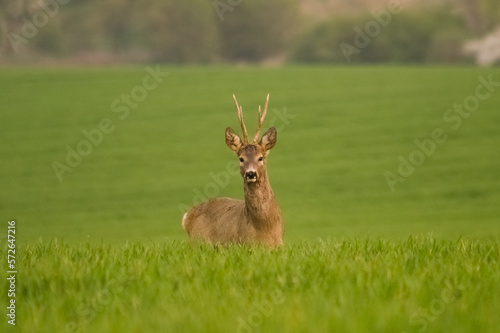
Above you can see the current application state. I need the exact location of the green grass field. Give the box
[1,238,499,332]
[1,66,500,332]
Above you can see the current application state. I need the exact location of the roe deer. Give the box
[182,94,283,247]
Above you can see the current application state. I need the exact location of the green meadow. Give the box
[1,66,499,332]
[1,238,499,333]
[2,66,500,241]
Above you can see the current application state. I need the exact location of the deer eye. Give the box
[258,157,263,162]
[239,157,244,162]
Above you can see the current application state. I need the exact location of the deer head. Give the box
[225,94,277,184]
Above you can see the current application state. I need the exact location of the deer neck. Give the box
[243,171,279,228]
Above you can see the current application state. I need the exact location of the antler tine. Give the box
[233,94,249,144]
[254,93,270,143]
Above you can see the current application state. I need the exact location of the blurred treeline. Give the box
[0,0,499,64]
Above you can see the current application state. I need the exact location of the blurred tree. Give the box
[2,0,489,64]
[291,17,361,63]
[0,0,46,55]
[142,0,220,63]
[55,0,107,54]
[427,30,471,63]
[459,0,500,35]
[291,8,470,64]
[218,0,299,62]
[96,0,140,52]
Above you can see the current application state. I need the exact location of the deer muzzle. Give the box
[245,171,257,183]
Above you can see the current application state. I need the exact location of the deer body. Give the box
[182,95,284,247]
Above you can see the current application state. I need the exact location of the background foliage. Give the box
[0,0,498,64]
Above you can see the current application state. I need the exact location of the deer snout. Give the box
[245,171,258,183]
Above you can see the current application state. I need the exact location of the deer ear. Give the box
[259,127,277,152]
[225,127,242,153]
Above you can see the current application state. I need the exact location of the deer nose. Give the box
[245,171,257,180]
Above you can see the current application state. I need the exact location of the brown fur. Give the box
[182,126,283,247]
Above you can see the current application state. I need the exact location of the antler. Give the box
[233,94,249,144]
[253,93,269,143]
